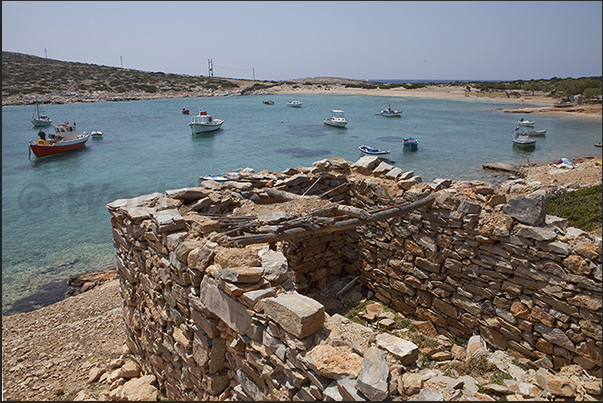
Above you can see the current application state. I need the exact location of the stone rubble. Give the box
[102,155,601,400]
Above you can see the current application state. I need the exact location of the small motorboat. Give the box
[403,137,418,151]
[91,131,103,139]
[359,145,390,157]
[513,127,547,136]
[513,134,536,149]
[553,102,574,108]
[263,100,275,105]
[182,108,190,114]
[29,122,90,158]
[324,109,348,128]
[188,110,224,134]
[517,119,535,127]
[287,100,302,108]
[380,105,402,117]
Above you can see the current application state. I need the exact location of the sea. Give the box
[2,92,602,315]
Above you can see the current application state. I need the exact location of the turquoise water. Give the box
[2,94,601,314]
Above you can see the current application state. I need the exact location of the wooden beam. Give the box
[223,193,437,246]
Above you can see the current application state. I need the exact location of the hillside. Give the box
[1,51,279,106]
[2,51,383,107]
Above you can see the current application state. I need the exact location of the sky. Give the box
[2,1,602,82]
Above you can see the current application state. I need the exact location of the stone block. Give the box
[198,275,252,334]
[263,293,325,338]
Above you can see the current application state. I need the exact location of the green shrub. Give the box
[547,184,602,231]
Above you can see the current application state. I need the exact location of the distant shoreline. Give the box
[3,83,601,118]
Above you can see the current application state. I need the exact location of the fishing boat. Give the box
[29,122,90,158]
[323,109,348,128]
[287,100,302,108]
[359,145,390,157]
[31,101,53,127]
[188,110,224,134]
[380,105,402,117]
[403,137,418,151]
[517,119,535,127]
[513,134,536,149]
[263,100,275,105]
[91,131,103,139]
[513,127,547,136]
[181,108,190,114]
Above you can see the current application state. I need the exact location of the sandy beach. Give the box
[260,82,602,119]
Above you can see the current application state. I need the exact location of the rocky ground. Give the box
[2,156,601,401]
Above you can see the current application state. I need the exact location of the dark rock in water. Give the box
[482,162,519,174]
[4,279,71,315]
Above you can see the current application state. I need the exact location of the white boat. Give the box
[513,127,546,136]
[359,145,390,157]
[513,134,536,148]
[31,101,52,127]
[91,131,103,139]
[188,110,224,134]
[263,100,274,105]
[287,100,302,108]
[324,109,348,128]
[380,105,402,117]
[517,119,535,127]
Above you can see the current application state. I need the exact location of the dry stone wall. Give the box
[107,156,602,400]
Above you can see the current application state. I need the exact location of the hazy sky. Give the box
[2,1,602,81]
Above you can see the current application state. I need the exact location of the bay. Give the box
[2,93,601,315]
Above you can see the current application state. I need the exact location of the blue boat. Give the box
[403,137,418,151]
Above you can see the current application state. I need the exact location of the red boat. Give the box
[29,122,90,158]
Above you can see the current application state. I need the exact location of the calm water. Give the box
[2,94,601,314]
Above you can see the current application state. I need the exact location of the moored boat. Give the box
[188,110,224,134]
[31,101,52,127]
[380,105,402,117]
[324,109,348,128]
[91,131,103,139]
[513,127,547,136]
[517,118,535,127]
[513,134,536,149]
[263,100,275,105]
[359,145,390,157]
[182,108,190,114]
[287,100,302,108]
[29,123,90,158]
[403,137,418,151]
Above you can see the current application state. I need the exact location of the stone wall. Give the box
[107,156,602,400]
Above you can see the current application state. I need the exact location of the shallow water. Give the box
[2,94,601,314]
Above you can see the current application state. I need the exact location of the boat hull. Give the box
[31,119,53,127]
[189,120,224,134]
[517,121,535,127]
[324,119,348,127]
[359,145,390,156]
[380,110,402,117]
[29,136,89,157]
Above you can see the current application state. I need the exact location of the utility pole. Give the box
[120,56,123,68]
[208,59,214,78]
[44,48,48,59]
[252,68,255,81]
